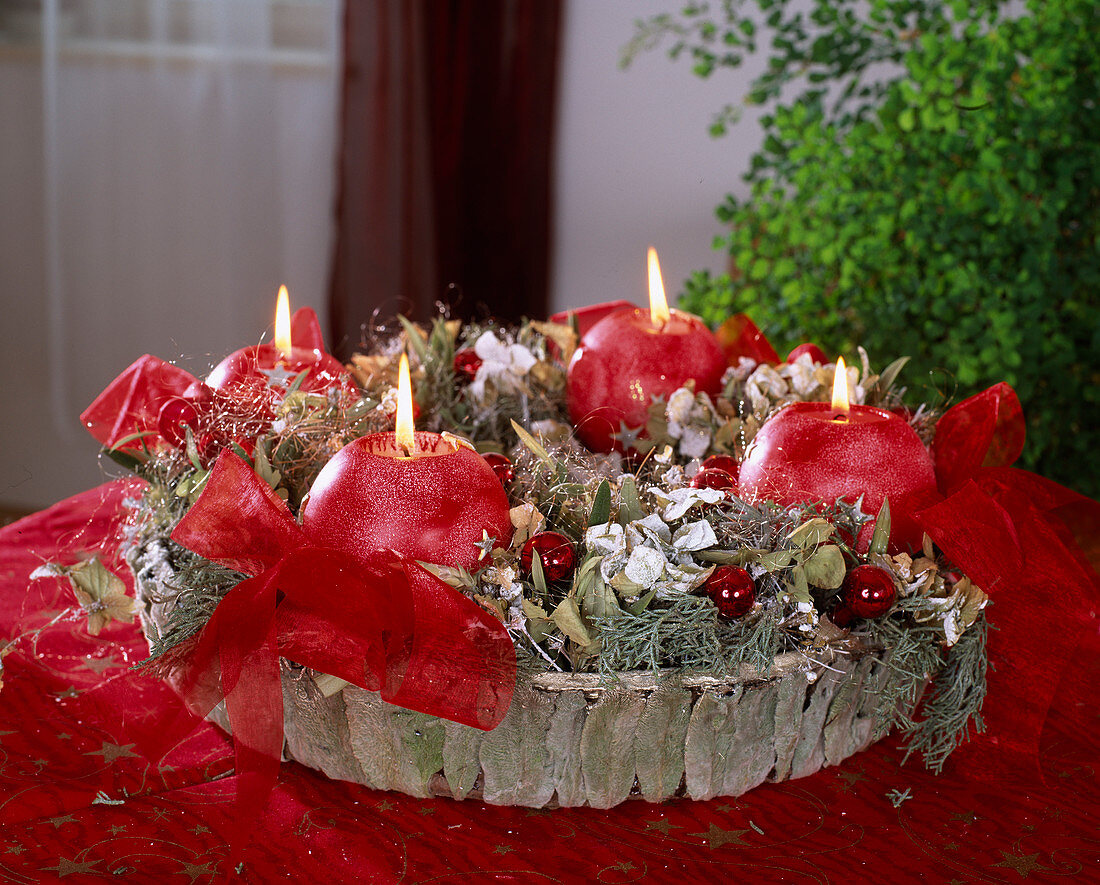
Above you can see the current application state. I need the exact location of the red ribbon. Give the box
[715,313,781,366]
[164,451,515,850]
[915,384,1100,779]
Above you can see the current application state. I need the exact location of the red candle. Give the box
[206,287,353,402]
[566,249,727,453]
[301,356,512,572]
[738,359,937,551]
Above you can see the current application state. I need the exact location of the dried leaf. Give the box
[786,564,812,606]
[589,480,611,528]
[474,594,507,623]
[787,518,835,548]
[397,314,430,364]
[876,356,910,399]
[551,597,592,648]
[756,549,795,572]
[803,545,846,589]
[581,571,620,622]
[34,557,135,636]
[510,419,553,466]
[529,319,577,365]
[417,562,475,590]
[869,498,891,555]
[509,503,546,550]
[522,598,554,643]
[618,476,645,525]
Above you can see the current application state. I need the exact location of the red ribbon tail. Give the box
[917,476,1098,785]
[81,355,199,449]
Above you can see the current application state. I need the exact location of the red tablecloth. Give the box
[1,482,1097,884]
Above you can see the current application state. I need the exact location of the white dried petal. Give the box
[666,387,696,425]
[585,521,625,557]
[678,426,711,459]
[624,546,667,587]
[672,519,717,552]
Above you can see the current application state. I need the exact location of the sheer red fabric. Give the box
[916,385,1100,782]
[80,355,197,449]
[715,313,782,366]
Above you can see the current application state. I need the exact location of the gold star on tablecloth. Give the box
[189,824,211,836]
[81,655,124,675]
[180,861,216,882]
[46,814,76,829]
[85,741,140,765]
[691,823,750,848]
[40,857,102,877]
[644,819,681,835]
[492,845,515,856]
[108,825,127,836]
[992,850,1045,877]
[836,769,870,789]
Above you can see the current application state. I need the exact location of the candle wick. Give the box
[397,441,415,458]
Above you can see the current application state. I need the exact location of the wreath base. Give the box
[129,540,896,808]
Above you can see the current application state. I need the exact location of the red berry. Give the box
[194,432,223,466]
[453,349,482,383]
[482,452,515,486]
[157,397,202,449]
[841,565,897,619]
[787,343,828,364]
[701,454,740,480]
[521,532,576,583]
[705,566,756,619]
[691,467,736,491]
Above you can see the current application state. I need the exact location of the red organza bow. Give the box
[916,384,1100,779]
[165,451,516,843]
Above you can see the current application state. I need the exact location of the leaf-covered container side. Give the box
[131,546,900,807]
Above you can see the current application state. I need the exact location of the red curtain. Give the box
[328,0,563,359]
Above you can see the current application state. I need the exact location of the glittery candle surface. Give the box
[738,402,938,551]
[302,431,513,572]
[207,343,353,399]
[566,307,727,453]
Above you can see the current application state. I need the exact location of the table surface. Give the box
[0,482,1097,884]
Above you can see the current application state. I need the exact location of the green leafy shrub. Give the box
[629,0,1100,497]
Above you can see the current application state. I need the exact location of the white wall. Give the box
[550,0,765,313]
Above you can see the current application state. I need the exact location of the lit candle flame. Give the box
[395,352,417,455]
[647,246,671,326]
[274,285,292,358]
[831,355,850,418]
